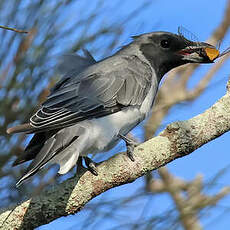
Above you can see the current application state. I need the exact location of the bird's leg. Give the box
[84,156,98,176]
[76,156,85,175]
[118,134,139,162]
[76,156,98,176]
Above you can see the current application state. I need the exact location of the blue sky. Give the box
[37,0,230,229]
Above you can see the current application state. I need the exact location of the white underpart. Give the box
[56,69,159,174]
[140,72,158,116]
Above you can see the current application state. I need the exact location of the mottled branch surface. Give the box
[1,80,230,230]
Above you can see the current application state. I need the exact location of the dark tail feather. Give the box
[12,132,46,166]
[16,130,78,187]
[16,137,56,187]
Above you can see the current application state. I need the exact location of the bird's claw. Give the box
[84,156,98,176]
[77,156,98,176]
[127,145,135,161]
[118,134,139,161]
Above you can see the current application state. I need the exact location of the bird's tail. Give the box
[15,128,80,187]
[13,132,47,167]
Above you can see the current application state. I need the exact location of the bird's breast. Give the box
[87,107,142,153]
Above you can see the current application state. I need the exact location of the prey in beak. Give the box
[178,43,220,63]
[177,26,230,64]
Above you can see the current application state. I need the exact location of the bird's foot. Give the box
[84,156,98,176]
[118,134,139,162]
[76,156,98,176]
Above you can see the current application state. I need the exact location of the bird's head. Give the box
[135,31,220,79]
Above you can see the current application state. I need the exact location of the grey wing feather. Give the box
[52,49,96,92]
[30,55,152,132]
[57,49,96,75]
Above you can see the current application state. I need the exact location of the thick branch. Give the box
[1,80,230,229]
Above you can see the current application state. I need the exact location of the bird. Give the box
[7,30,220,186]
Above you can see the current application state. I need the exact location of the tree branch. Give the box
[0,25,28,34]
[1,79,230,229]
[158,168,202,230]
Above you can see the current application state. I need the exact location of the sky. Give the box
[34,0,230,229]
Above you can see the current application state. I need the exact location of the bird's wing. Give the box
[53,49,96,92]
[7,50,96,134]
[57,49,96,75]
[10,55,153,133]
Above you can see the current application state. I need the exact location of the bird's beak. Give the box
[178,43,220,63]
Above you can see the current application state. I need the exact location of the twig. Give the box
[0,25,28,34]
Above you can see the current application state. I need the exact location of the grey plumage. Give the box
[8,31,218,186]
[56,49,96,75]
[31,54,152,131]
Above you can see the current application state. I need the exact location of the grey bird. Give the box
[7,30,220,186]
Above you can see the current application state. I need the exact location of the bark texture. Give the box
[1,79,230,230]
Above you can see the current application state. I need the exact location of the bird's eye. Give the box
[160,39,170,48]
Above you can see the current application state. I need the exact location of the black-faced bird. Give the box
[7,30,222,186]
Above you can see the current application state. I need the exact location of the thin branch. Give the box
[158,168,202,230]
[0,25,28,34]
